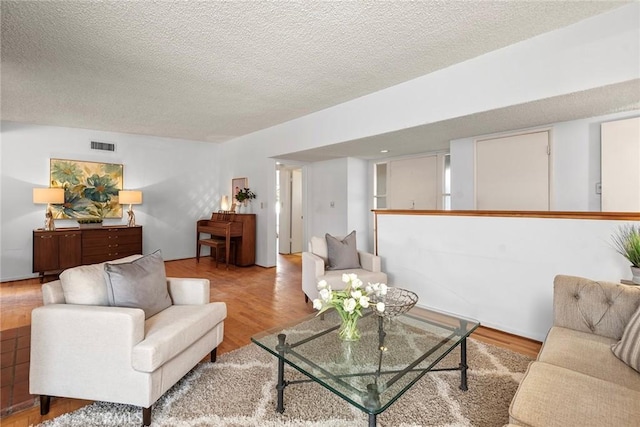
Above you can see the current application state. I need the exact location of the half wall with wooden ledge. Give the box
[373,210,640,342]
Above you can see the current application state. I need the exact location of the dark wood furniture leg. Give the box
[211,347,217,363]
[143,406,151,426]
[40,395,50,415]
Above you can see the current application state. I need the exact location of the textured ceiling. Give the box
[0,0,634,158]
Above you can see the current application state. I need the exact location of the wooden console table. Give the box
[33,225,143,282]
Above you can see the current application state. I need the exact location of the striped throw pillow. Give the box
[612,305,640,372]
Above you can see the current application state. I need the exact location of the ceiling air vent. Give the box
[90,141,116,151]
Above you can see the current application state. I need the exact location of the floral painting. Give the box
[49,159,123,219]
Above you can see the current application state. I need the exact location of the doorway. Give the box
[277,165,304,254]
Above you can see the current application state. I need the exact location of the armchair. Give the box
[30,255,226,426]
[302,235,387,302]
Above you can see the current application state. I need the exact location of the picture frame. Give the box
[49,158,124,219]
[232,177,248,201]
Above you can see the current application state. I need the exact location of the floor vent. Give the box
[91,141,116,151]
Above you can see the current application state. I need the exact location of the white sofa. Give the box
[302,235,387,302]
[29,255,227,426]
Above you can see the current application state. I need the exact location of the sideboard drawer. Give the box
[80,226,142,265]
[83,232,141,248]
[82,242,141,258]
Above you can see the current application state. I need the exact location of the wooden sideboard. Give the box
[33,225,143,282]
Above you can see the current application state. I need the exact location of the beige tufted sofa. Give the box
[509,275,640,426]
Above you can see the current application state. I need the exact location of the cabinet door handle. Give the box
[40,235,53,239]
[64,234,76,237]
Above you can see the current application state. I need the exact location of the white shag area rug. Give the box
[36,338,532,427]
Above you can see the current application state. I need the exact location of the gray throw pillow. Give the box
[103,250,172,319]
[59,254,143,306]
[611,305,640,372]
[325,231,361,270]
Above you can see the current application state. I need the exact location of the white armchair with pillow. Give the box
[30,251,227,426]
[302,231,387,302]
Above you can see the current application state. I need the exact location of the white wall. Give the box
[0,121,220,281]
[449,110,640,211]
[294,157,371,252]
[307,158,348,238]
[377,213,640,341]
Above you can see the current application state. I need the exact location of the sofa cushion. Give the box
[326,231,361,270]
[510,362,640,427]
[538,326,640,391]
[553,275,640,340]
[612,305,640,373]
[310,236,329,264]
[59,254,142,306]
[103,251,172,319]
[132,302,227,372]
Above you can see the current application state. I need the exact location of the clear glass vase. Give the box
[338,314,361,341]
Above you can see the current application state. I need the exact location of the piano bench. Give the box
[196,238,236,268]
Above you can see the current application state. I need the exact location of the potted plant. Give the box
[612,224,640,284]
[77,217,104,229]
[234,188,256,212]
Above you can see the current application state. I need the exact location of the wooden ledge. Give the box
[372,210,640,221]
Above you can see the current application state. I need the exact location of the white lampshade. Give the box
[119,190,143,205]
[33,188,64,204]
[221,195,230,211]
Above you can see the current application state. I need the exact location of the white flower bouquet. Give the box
[313,273,387,341]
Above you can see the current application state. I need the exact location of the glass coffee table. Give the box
[252,308,479,426]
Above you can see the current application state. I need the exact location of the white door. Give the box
[601,117,640,212]
[278,167,304,254]
[475,131,550,210]
[278,169,291,254]
[291,169,303,253]
[388,156,438,209]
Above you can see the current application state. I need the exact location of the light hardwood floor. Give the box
[0,254,541,426]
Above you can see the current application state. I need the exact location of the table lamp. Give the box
[33,188,64,231]
[221,195,230,211]
[118,190,143,227]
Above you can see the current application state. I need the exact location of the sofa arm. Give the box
[302,252,325,300]
[553,275,640,340]
[358,251,382,273]
[42,280,65,305]
[168,278,210,305]
[30,304,145,395]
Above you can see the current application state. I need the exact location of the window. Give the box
[374,162,387,209]
[443,154,451,210]
[374,154,450,210]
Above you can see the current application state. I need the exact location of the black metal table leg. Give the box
[276,333,287,413]
[459,336,468,391]
[364,383,380,427]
